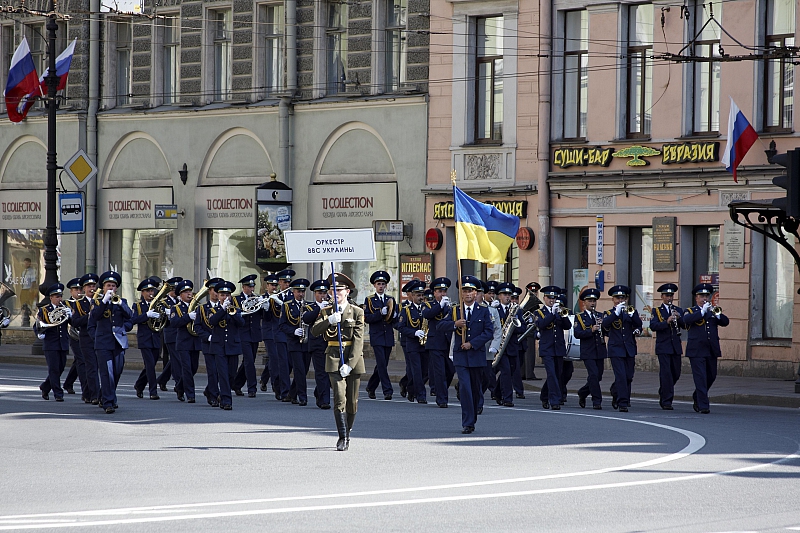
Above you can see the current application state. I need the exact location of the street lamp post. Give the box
[31,4,61,355]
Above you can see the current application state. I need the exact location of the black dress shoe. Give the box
[187,397,196,404]
[461,427,473,434]
[234,388,244,396]
[578,397,586,408]
[298,401,307,406]
[319,403,331,409]
[515,393,525,399]
[477,407,483,415]
[41,392,49,401]
[135,389,144,399]
[65,387,75,394]
[366,389,376,400]
[693,401,700,412]
[222,404,232,410]
[282,397,292,402]
[551,404,561,410]
[542,401,550,409]
[291,398,299,405]
[260,382,267,392]
[438,403,448,408]
[55,397,64,402]
[150,395,160,400]
[113,403,118,409]
[91,398,99,405]
[248,392,257,398]
[383,395,392,400]
[400,383,407,397]
[700,408,710,414]
[503,402,514,407]
[177,393,185,402]
[495,397,503,406]
[661,404,674,410]
[611,397,619,410]
[593,405,602,410]
[203,390,213,405]
[407,395,415,403]
[105,407,115,414]
[417,399,427,404]
[210,401,219,408]
[159,383,168,392]
[619,406,629,412]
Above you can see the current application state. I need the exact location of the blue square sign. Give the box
[59,192,84,234]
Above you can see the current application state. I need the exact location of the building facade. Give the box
[0,0,431,323]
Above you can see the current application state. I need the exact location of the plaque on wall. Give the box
[723,220,745,268]
[652,217,676,272]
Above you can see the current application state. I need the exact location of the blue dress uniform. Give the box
[279,278,311,405]
[131,277,163,399]
[573,288,607,409]
[36,283,71,401]
[649,283,685,410]
[439,276,494,433]
[481,295,503,411]
[259,273,279,392]
[399,280,428,404]
[88,271,133,413]
[422,277,454,407]
[268,269,294,401]
[157,277,183,391]
[683,283,729,413]
[71,273,99,404]
[495,283,525,407]
[63,278,87,398]
[232,274,262,397]
[364,270,398,400]
[602,285,643,412]
[171,280,208,404]
[205,281,245,410]
[302,279,332,409]
[535,286,572,409]
[396,288,412,398]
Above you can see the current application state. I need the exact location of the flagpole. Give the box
[451,171,465,345]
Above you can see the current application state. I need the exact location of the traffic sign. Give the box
[155,204,178,229]
[59,192,84,234]
[373,220,404,242]
[63,149,98,189]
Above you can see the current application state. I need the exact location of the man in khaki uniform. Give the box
[311,272,365,451]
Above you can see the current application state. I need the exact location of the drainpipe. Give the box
[279,0,297,188]
[85,0,100,274]
[537,0,552,285]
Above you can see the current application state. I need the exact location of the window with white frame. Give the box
[327,1,348,94]
[475,16,503,143]
[116,20,132,105]
[692,1,721,134]
[764,0,794,132]
[161,16,179,104]
[563,10,588,140]
[763,231,795,339]
[212,10,232,100]
[385,0,407,92]
[627,4,653,138]
[261,3,284,94]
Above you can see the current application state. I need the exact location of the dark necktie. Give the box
[466,307,471,322]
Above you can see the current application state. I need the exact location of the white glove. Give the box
[270,294,282,304]
[633,329,642,336]
[615,303,624,316]
[38,321,49,329]
[414,330,425,339]
[38,333,45,340]
[701,302,711,316]
[64,307,73,317]
[440,296,450,307]
[207,335,212,342]
[1,317,9,327]
[491,299,500,308]
[102,290,113,304]
[536,332,541,339]
[146,310,160,319]
[328,311,341,325]
[188,311,197,320]
[318,300,330,309]
[294,327,304,337]
[489,347,498,355]
[222,299,231,310]
[381,306,388,315]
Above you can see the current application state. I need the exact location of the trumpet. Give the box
[557,307,570,317]
[92,288,121,305]
[711,305,723,315]
[227,304,237,315]
[626,305,636,315]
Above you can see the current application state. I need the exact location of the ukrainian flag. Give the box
[454,186,520,264]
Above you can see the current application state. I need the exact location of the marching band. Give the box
[28,266,730,447]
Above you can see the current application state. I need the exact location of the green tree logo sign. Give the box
[612,145,662,166]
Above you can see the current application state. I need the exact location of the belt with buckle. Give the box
[328,341,353,347]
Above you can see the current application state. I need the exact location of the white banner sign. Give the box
[98,187,173,229]
[0,189,46,229]
[308,183,397,229]
[285,229,377,263]
[195,186,255,229]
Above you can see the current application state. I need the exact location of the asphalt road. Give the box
[1,363,799,533]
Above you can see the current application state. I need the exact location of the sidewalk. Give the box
[2,343,798,408]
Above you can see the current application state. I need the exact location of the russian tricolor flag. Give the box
[39,38,77,93]
[721,98,759,183]
[3,37,40,123]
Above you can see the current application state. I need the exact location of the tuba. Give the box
[492,302,521,368]
[147,278,173,332]
[187,280,211,336]
[0,281,16,321]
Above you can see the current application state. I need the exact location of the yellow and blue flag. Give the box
[454,186,520,264]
